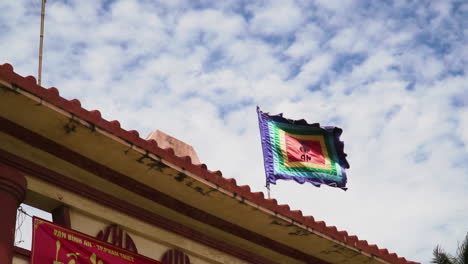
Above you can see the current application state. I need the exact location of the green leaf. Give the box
[454,233,468,264]
[431,245,454,264]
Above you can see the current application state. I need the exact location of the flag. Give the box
[257,107,350,190]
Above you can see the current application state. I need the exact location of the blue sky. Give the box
[2,0,468,263]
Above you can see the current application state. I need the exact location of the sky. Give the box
[2,0,468,263]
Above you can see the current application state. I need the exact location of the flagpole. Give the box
[38,0,46,86]
[266,184,271,199]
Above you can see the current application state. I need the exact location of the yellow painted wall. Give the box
[13,255,29,264]
[26,175,250,264]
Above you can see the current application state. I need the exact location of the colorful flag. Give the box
[257,107,350,190]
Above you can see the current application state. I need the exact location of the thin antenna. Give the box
[38,0,46,86]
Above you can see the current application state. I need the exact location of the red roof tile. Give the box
[0,63,420,264]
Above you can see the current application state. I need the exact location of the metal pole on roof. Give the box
[38,0,46,86]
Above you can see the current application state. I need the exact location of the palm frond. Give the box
[454,233,468,264]
[432,245,454,264]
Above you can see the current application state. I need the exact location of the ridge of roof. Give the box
[0,63,419,264]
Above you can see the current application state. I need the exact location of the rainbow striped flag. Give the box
[257,107,349,190]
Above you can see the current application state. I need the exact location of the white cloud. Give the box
[349,51,396,82]
[459,110,468,150]
[314,0,354,11]
[285,23,323,59]
[174,9,246,48]
[294,53,334,86]
[248,0,303,35]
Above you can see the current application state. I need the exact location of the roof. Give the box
[0,63,419,264]
[146,130,201,164]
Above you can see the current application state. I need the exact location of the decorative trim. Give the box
[97,224,138,253]
[0,117,327,264]
[161,249,190,264]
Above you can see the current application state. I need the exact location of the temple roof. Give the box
[0,63,419,264]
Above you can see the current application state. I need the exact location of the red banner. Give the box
[31,217,163,264]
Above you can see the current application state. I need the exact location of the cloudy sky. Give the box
[2,0,468,263]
